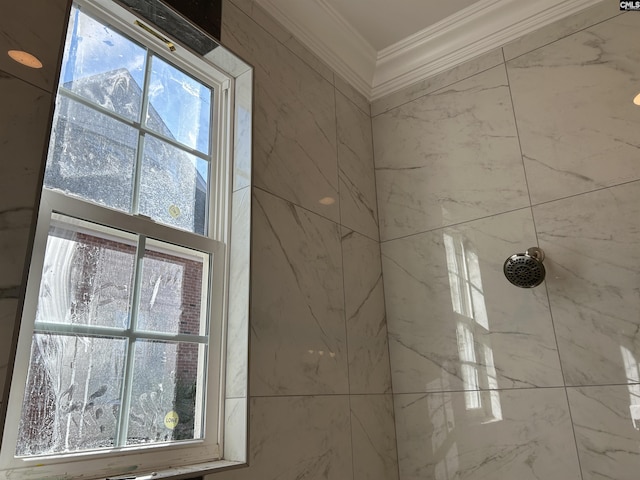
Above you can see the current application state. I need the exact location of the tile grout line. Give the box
[369,88,402,480]
[383,382,640,396]
[370,56,503,119]
[334,78,371,117]
[251,392,396,399]
[377,176,640,245]
[251,184,380,243]
[527,177,640,209]
[504,47,584,479]
[379,204,533,244]
[236,1,370,117]
[0,70,55,95]
[504,6,627,64]
[333,90,382,241]
[334,81,358,480]
[227,0,336,88]
[249,382,640,399]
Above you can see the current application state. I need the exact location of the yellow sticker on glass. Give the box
[168,205,181,218]
[164,410,179,429]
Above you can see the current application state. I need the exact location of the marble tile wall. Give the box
[207,1,397,480]
[7,0,637,479]
[373,1,640,479]
[2,1,398,479]
[394,388,582,480]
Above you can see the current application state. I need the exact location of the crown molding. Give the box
[254,0,605,101]
[371,0,604,99]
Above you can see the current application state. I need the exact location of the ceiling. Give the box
[254,0,603,101]
[324,0,481,51]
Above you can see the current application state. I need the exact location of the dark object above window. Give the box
[116,0,221,54]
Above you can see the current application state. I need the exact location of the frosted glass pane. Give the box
[60,5,146,121]
[137,241,207,335]
[146,55,212,153]
[139,135,209,234]
[35,214,136,328]
[44,96,138,212]
[16,334,127,456]
[127,341,204,444]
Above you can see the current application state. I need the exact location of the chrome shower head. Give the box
[503,247,546,288]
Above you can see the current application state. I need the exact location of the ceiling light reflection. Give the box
[7,50,43,69]
[319,197,335,205]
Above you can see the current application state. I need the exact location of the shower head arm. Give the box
[526,247,545,262]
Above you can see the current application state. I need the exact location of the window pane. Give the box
[35,214,136,328]
[139,136,209,234]
[137,240,208,335]
[16,334,127,456]
[44,96,138,212]
[128,341,205,445]
[60,5,146,121]
[146,55,212,154]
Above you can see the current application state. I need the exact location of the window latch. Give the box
[135,213,154,222]
[106,473,157,480]
[134,20,176,52]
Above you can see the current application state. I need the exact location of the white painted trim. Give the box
[255,0,606,101]
[371,0,604,100]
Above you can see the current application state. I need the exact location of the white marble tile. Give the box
[371,48,504,117]
[0,76,53,400]
[0,74,52,215]
[342,228,391,394]
[534,181,640,386]
[223,398,247,462]
[394,388,582,480]
[382,208,563,393]
[244,2,289,43]
[204,43,253,80]
[0,54,58,298]
[337,93,379,241]
[335,75,370,116]
[373,65,529,241]
[205,396,353,480]
[232,70,252,192]
[568,385,640,480]
[0,299,19,400]
[0,0,69,93]
[222,2,340,222]
[0,60,51,305]
[503,1,620,61]
[351,394,398,480]
[245,3,335,85]
[0,76,50,292]
[507,14,640,205]
[0,206,32,291]
[225,187,250,399]
[227,0,253,17]
[281,36,335,86]
[250,188,348,396]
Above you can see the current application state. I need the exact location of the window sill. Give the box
[0,460,247,480]
[112,459,247,480]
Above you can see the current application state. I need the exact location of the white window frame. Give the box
[0,0,235,477]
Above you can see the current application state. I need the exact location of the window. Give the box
[46,1,216,235]
[0,0,237,477]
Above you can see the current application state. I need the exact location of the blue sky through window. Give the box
[61,5,212,156]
